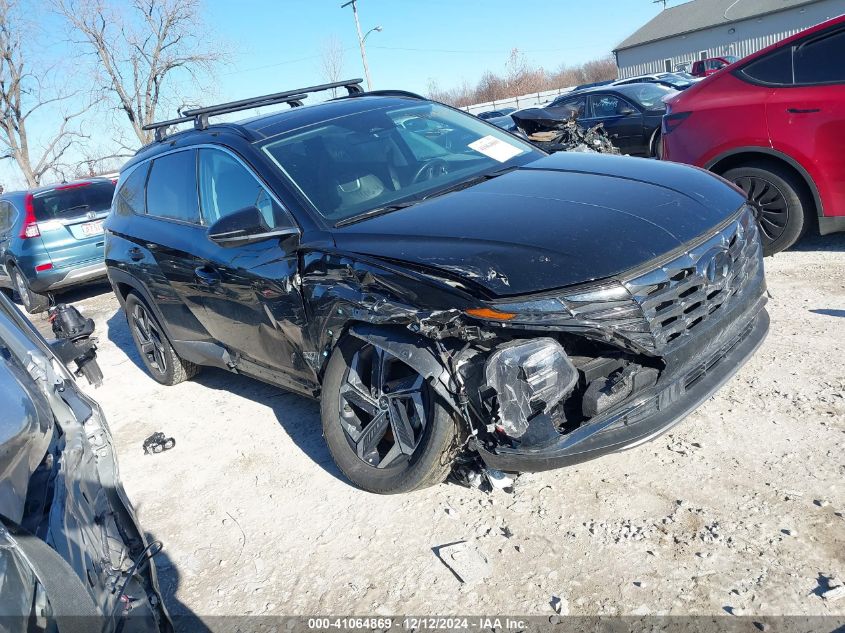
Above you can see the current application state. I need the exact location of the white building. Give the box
[614,0,845,78]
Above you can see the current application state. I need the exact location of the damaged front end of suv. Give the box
[300,158,768,491]
[109,88,768,494]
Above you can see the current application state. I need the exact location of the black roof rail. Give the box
[142,78,364,142]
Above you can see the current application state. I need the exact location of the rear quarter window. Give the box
[145,150,200,224]
[739,47,793,85]
[31,181,115,221]
[0,201,13,231]
[115,164,149,216]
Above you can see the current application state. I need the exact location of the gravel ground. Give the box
[23,231,845,623]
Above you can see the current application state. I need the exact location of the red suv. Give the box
[662,15,845,255]
[690,56,738,78]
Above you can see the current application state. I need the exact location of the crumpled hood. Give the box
[332,153,746,297]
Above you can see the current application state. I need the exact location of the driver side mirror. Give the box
[207,206,298,248]
[617,105,636,116]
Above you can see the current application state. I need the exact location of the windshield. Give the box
[32,181,115,221]
[621,83,676,109]
[656,73,693,88]
[260,102,542,224]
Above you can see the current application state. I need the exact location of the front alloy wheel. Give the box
[321,337,460,493]
[338,345,427,468]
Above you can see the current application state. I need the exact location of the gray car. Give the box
[0,292,171,632]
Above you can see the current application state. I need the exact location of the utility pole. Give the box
[342,0,373,90]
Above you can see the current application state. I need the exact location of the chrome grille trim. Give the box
[622,206,762,351]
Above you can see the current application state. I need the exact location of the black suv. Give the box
[105,79,769,494]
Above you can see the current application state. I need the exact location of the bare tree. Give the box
[0,0,91,187]
[54,0,220,145]
[581,55,618,83]
[505,48,531,96]
[429,53,619,108]
[320,36,345,97]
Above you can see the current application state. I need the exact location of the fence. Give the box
[461,86,576,114]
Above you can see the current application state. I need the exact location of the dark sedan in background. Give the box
[476,107,516,120]
[512,83,676,157]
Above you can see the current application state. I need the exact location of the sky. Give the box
[209,0,685,97]
[2,0,689,188]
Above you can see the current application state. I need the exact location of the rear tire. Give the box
[10,266,49,314]
[651,129,663,159]
[124,292,199,385]
[321,336,460,494]
[722,163,812,256]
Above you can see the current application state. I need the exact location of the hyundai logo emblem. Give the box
[702,249,731,285]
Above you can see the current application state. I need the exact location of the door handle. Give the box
[194,266,221,286]
[128,247,144,261]
[786,108,820,114]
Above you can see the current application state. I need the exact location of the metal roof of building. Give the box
[615,0,822,51]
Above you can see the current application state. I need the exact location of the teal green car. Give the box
[0,178,115,313]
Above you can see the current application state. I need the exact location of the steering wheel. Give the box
[411,159,449,184]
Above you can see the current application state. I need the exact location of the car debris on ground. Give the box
[143,432,176,455]
[433,541,491,584]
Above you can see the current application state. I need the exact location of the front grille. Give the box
[622,206,762,351]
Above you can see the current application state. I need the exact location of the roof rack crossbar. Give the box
[190,93,311,131]
[184,78,364,129]
[143,78,364,141]
[142,115,196,142]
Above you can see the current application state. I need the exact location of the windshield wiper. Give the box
[421,165,518,201]
[335,200,420,228]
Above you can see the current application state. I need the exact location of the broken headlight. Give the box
[484,338,578,439]
[465,281,653,351]
[467,281,638,325]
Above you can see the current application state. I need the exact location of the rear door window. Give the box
[552,96,586,118]
[31,181,115,221]
[794,28,845,84]
[145,150,200,224]
[114,164,148,216]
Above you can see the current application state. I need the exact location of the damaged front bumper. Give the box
[477,293,769,473]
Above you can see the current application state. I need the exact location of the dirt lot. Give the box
[25,232,845,623]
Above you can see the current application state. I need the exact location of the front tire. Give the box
[124,293,199,385]
[722,164,812,256]
[321,336,460,494]
[10,266,49,314]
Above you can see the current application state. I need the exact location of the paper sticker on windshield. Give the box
[468,136,523,163]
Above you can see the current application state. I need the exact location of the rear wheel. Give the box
[651,129,663,159]
[722,164,812,256]
[321,337,460,494]
[124,293,199,385]
[10,266,49,314]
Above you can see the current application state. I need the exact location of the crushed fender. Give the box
[511,112,620,154]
